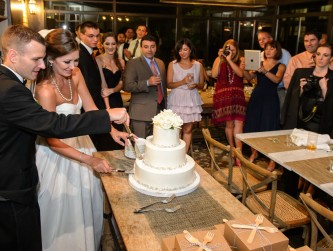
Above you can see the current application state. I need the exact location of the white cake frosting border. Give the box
[128,171,200,197]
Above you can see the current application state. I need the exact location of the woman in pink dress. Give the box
[211,39,246,165]
[167,38,204,154]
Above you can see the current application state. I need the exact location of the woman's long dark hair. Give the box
[37,29,79,83]
[102,32,123,71]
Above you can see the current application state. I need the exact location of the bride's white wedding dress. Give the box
[36,97,103,251]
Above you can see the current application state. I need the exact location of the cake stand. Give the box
[128,171,200,197]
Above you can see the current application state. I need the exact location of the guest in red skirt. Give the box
[211,39,246,166]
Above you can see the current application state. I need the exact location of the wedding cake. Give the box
[129,110,200,197]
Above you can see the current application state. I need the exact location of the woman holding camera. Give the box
[281,44,333,197]
[244,40,286,170]
[211,39,246,166]
[282,44,333,136]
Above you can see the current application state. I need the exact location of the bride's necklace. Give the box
[227,64,235,84]
[52,76,73,102]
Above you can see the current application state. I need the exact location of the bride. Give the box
[34,29,126,251]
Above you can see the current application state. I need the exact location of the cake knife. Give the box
[123,124,143,160]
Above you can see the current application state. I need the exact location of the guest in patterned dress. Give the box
[167,38,204,154]
[211,39,246,165]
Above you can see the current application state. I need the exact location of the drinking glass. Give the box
[285,135,293,147]
[329,159,333,173]
[306,132,318,151]
[187,73,194,84]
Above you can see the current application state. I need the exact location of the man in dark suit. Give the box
[78,21,114,150]
[123,34,167,138]
[0,25,129,251]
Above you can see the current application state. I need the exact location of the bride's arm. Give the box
[35,77,111,173]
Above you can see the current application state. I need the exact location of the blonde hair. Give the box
[221,39,241,64]
[1,25,45,58]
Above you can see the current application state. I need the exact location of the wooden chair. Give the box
[202,128,266,196]
[300,193,333,251]
[233,147,310,241]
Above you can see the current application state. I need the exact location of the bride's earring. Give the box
[49,61,53,67]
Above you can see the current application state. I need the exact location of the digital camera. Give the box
[223,45,230,57]
[303,75,320,92]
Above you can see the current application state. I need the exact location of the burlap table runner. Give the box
[134,187,233,238]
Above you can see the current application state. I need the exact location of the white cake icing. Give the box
[134,156,195,190]
[144,135,186,169]
[152,125,180,147]
[129,109,200,196]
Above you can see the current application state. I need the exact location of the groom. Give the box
[0,25,129,251]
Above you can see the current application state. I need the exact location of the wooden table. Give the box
[236,130,333,196]
[94,150,253,251]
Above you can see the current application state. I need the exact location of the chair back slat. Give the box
[300,193,333,250]
[233,147,281,223]
[202,128,241,194]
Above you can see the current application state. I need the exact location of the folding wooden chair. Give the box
[202,128,265,196]
[300,193,333,251]
[233,147,310,244]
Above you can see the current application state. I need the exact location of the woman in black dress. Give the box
[244,41,286,171]
[96,32,125,149]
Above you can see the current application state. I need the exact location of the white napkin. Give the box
[290,128,332,151]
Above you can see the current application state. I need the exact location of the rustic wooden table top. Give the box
[94,150,253,251]
[236,130,333,196]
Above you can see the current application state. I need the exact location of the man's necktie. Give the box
[132,40,139,58]
[91,52,99,71]
[150,59,163,104]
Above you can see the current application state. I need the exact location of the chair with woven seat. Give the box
[233,147,310,242]
[202,128,266,196]
[300,192,333,251]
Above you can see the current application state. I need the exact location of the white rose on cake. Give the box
[152,109,183,129]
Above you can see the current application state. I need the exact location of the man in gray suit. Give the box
[123,34,167,138]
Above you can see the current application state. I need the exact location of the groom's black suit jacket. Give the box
[0,65,111,250]
[0,65,110,204]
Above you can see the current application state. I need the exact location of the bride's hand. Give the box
[81,155,112,173]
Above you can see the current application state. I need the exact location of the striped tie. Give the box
[150,59,163,104]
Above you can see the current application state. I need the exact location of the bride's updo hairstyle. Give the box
[37,29,79,83]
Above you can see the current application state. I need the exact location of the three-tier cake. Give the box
[129,110,200,197]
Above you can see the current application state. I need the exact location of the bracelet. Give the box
[79,152,83,163]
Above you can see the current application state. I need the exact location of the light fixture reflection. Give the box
[28,0,37,15]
